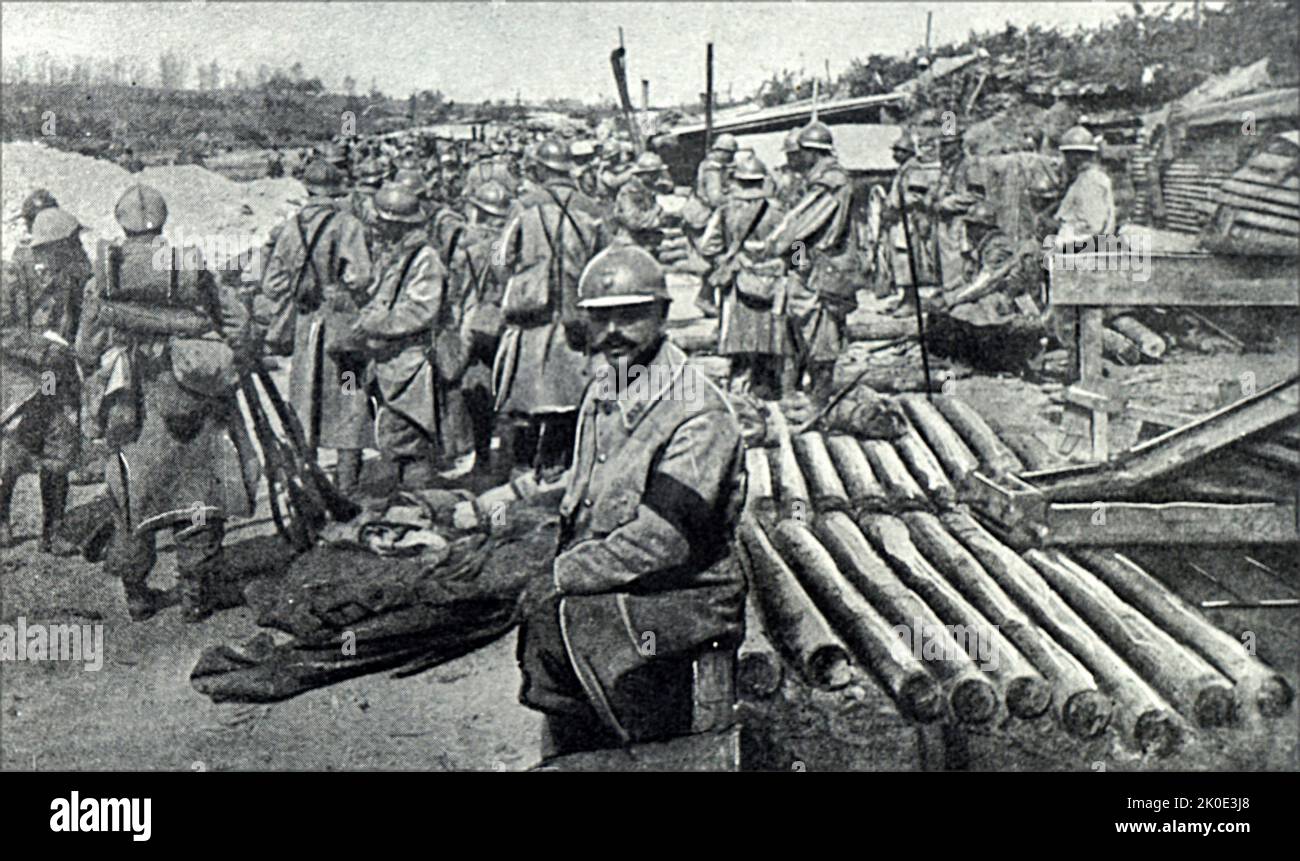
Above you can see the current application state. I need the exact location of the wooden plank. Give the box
[1249,151,1298,174]
[1051,258,1299,307]
[1214,191,1300,221]
[1233,208,1300,235]
[1025,376,1300,499]
[1233,166,1300,191]
[1219,179,1300,208]
[1043,501,1300,544]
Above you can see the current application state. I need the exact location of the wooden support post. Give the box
[1077,307,1108,461]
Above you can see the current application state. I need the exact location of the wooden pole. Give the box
[704,42,714,155]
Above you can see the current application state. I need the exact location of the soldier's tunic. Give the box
[445,220,507,461]
[694,155,730,209]
[768,154,862,366]
[257,199,374,451]
[1055,162,1116,241]
[492,178,605,417]
[610,176,667,255]
[358,231,470,464]
[1,239,91,534]
[349,189,380,247]
[517,339,745,744]
[700,187,789,357]
[76,238,257,591]
[886,158,939,288]
[932,153,974,291]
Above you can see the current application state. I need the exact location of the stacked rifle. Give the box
[735,394,1293,758]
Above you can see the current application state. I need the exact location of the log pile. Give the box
[735,393,1294,760]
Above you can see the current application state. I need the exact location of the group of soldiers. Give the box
[1,113,1115,757]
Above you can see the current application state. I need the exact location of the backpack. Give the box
[501,187,600,321]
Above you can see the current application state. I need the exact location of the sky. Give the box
[1,1,1169,104]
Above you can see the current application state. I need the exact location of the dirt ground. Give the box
[1,280,1295,772]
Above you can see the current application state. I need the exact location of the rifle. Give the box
[610,29,645,154]
[239,366,360,552]
[896,180,934,399]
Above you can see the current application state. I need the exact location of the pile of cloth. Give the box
[190,492,559,703]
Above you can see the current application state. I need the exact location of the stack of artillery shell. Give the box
[1027,550,1238,729]
[770,519,944,723]
[902,512,1112,739]
[791,432,851,511]
[854,513,1052,721]
[898,395,981,482]
[813,512,1000,724]
[738,516,852,691]
[1077,550,1294,719]
[736,393,1293,757]
[824,435,888,508]
[737,590,783,700]
[942,512,1186,757]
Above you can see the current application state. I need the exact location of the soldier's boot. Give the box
[0,461,21,548]
[123,579,175,623]
[335,449,363,498]
[38,469,78,557]
[693,278,719,319]
[177,524,225,624]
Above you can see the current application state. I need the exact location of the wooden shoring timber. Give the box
[860,439,930,509]
[1023,375,1300,500]
[1027,550,1237,729]
[898,394,981,481]
[769,519,943,723]
[792,432,851,511]
[823,434,889,508]
[932,395,1024,478]
[901,512,1112,738]
[1042,501,1300,545]
[855,512,1052,721]
[738,515,851,690]
[814,511,1000,725]
[940,511,1185,756]
[1076,550,1294,719]
[743,447,776,517]
[894,429,957,506]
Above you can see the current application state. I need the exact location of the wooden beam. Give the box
[1026,376,1299,498]
[1043,501,1299,545]
[1050,253,1299,307]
